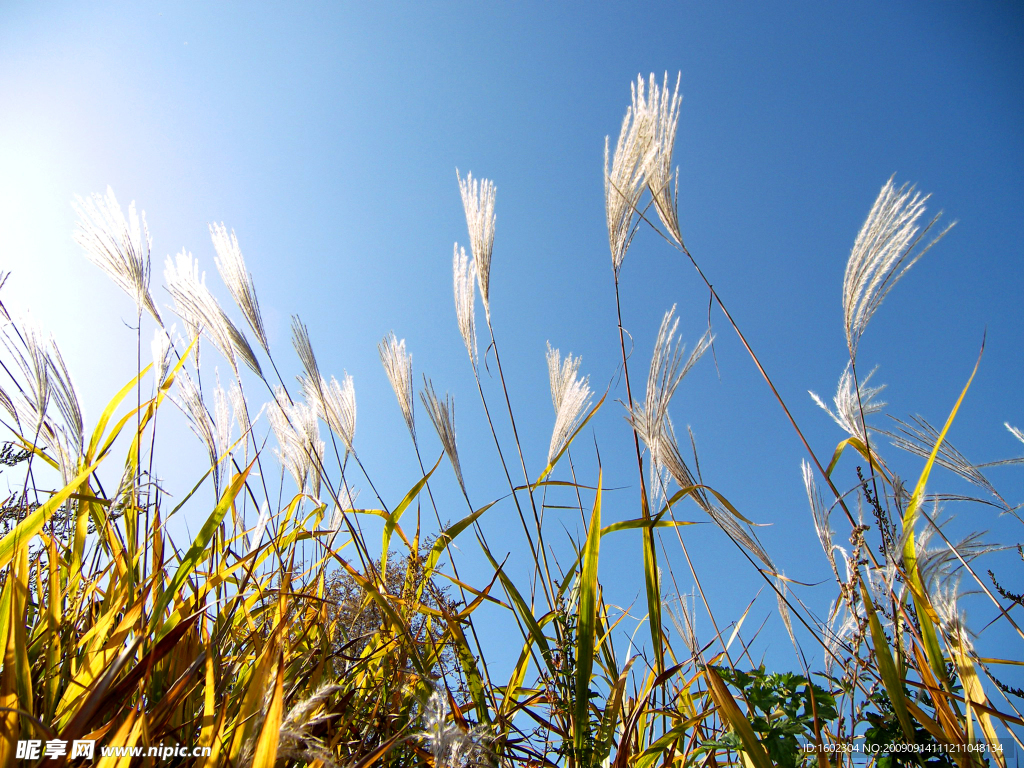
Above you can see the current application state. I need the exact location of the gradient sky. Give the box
[1,2,1022,679]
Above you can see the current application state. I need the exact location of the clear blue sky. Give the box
[1,2,1022,674]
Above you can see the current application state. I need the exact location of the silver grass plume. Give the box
[47,342,84,467]
[1006,423,1024,444]
[292,316,357,452]
[1,315,51,434]
[802,459,844,583]
[229,380,253,444]
[809,365,886,445]
[457,171,496,323]
[421,377,465,493]
[302,373,357,455]
[545,342,592,464]
[173,369,232,497]
[73,187,162,323]
[453,245,478,369]
[164,250,262,375]
[640,72,683,244]
[605,76,652,277]
[379,332,415,439]
[211,222,269,354]
[330,482,359,532]
[0,321,82,483]
[267,387,325,499]
[417,689,491,768]
[664,592,699,657]
[626,307,712,465]
[248,501,271,554]
[908,511,1000,599]
[887,415,1003,504]
[843,177,953,358]
[151,326,173,386]
[274,684,346,767]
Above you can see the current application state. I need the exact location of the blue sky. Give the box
[1,2,1022,675]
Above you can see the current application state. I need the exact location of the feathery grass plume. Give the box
[323,374,357,454]
[887,415,1004,503]
[421,377,465,493]
[932,580,973,652]
[300,368,357,456]
[47,342,84,463]
[453,245,478,369]
[330,483,359,532]
[809,364,886,444]
[248,500,271,554]
[417,689,491,768]
[72,186,162,323]
[211,222,269,354]
[605,75,652,277]
[379,332,415,439]
[229,380,253,441]
[627,307,712,453]
[151,326,173,386]
[843,177,953,358]
[267,386,325,499]
[908,511,1001,597]
[274,684,346,767]
[164,249,262,375]
[172,369,234,496]
[1,315,51,433]
[665,592,699,657]
[1006,422,1024,444]
[803,459,843,582]
[640,72,683,244]
[457,171,496,322]
[545,343,592,464]
[292,315,322,392]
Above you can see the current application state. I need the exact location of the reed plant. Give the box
[0,73,1020,768]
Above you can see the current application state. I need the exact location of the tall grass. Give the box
[0,73,1021,768]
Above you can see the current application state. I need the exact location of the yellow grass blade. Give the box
[251,653,285,768]
[705,665,773,768]
[902,348,981,683]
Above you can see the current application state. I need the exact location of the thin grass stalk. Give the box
[480,321,557,610]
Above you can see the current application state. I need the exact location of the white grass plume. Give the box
[172,369,233,497]
[211,222,269,354]
[640,72,683,244]
[291,316,357,453]
[453,245,478,369]
[802,459,844,583]
[73,187,162,323]
[330,482,359,532]
[843,177,953,358]
[545,343,592,464]
[457,171,496,323]
[151,326,173,387]
[809,364,886,444]
[1006,422,1024,445]
[247,500,271,554]
[605,76,651,277]
[421,377,465,494]
[664,592,699,657]
[627,307,712,450]
[417,689,491,768]
[165,250,262,375]
[379,332,415,439]
[322,374,357,455]
[267,386,325,499]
